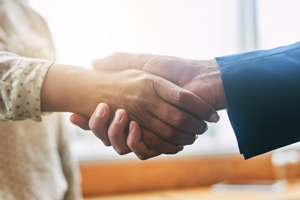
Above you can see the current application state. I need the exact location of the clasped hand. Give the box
[70,53,226,160]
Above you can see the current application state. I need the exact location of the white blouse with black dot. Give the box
[0,52,54,121]
[0,1,83,200]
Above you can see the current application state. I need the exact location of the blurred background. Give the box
[28,0,300,199]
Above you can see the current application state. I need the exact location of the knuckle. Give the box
[172,113,187,129]
[162,126,178,142]
[135,75,154,89]
[108,130,119,140]
[135,92,145,101]
[172,88,187,104]
[89,115,106,132]
[126,138,135,149]
[140,74,155,84]
[147,76,163,89]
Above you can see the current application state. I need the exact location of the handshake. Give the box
[41,53,227,160]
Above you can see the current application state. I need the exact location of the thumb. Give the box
[92,52,155,71]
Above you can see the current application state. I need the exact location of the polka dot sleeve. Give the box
[0,51,54,121]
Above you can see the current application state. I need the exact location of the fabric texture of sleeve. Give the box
[0,51,54,121]
[215,41,300,159]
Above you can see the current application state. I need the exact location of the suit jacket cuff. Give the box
[215,41,300,159]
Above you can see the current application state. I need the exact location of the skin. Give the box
[70,53,227,160]
[41,63,218,157]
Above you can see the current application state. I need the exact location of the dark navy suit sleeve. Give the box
[215,41,300,159]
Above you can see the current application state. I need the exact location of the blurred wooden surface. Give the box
[80,153,291,197]
[85,179,300,200]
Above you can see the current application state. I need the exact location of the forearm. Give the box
[41,63,100,117]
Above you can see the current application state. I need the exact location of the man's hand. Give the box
[92,53,227,110]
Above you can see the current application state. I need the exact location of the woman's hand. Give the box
[41,63,218,158]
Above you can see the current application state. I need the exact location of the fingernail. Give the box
[129,122,133,133]
[210,113,220,123]
[114,111,122,123]
[205,124,209,132]
[96,104,104,117]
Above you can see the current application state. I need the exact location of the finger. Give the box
[144,113,197,145]
[127,121,161,160]
[108,109,132,155]
[153,77,219,123]
[70,113,90,130]
[89,103,111,146]
[92,52,154,71]
[92,53,186,85]
[148,99,208,135]
[141,127,182,155]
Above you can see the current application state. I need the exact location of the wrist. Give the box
[209,59,228,110]
[194,59,227,110]
[41,63,100,117]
